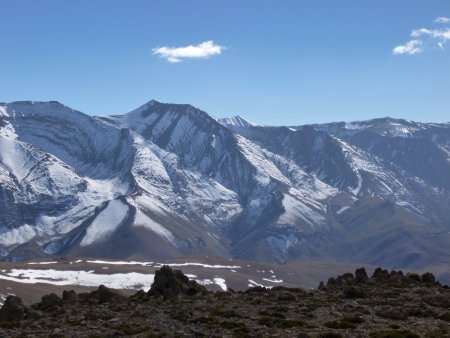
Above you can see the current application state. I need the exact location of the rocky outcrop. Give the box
[319,267,439,290]
[39,293,63,311]
[78,285,125,304]
[147,265,208,299]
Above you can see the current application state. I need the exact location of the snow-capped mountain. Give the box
[1,101,449,271]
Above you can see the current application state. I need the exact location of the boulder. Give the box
[40,293,63,310]
[0,296,26,322]
[95,285,124,304]
[148,265,207,299]
[79,285,124,304]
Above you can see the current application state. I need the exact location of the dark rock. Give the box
[25,307,42,320]
[343,286,366,299]
[0,296,26,322]
[406,272,421,283]
[40,293,63,310]
[62,290,78,304]
[334,277,344,286]
[342,272,354,283]
[148,265,208,299]
[130,289,146,300]
[80,285,124,304]
[326,277,336,286]
[214,291,233,299]
[355,268,368,283]
[94,285,124,304]
[318,281,325,290]
[421,272,436,284]
[77,292,93,304]
[163,288,175,299]
[389,270,404,283]
[372,267,390,281]
[245,286,267,294]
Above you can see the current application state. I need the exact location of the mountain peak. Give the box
[218,115,259,128]
[126,100,208,119]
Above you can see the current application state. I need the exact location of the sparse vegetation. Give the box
[0,266,447,337]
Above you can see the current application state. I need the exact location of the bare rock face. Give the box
[147,265,208,299]
[0,296,25,322]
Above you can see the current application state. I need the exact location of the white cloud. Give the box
[412,27,450,40]
[393,40,423,55]
[393,17,450,56]
[411,28,433,37]
[434,17,450,24]
[153,41,224,63]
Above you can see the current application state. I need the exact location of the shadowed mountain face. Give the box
[1,102,450,271]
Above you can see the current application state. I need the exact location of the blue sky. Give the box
[1,0,449,125]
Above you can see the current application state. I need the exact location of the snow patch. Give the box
[277,193,327,227]
[87,260,153,266]
[0,224,36,246]
[80,199,129,247]
[336,206,350,214]
[248,279,272,289]
[218,116,259,128]
[0,269,155,291]
[262,278,283,283]
[161,262,241,269]
[197,277,227,291]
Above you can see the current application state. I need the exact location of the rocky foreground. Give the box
[0,266,449,337]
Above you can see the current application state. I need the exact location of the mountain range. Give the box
[0,100,449,271]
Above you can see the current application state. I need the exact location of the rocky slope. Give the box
[0,101,449,271]
[0,266,449,337]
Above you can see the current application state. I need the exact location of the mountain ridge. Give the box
[1,100,449,272]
